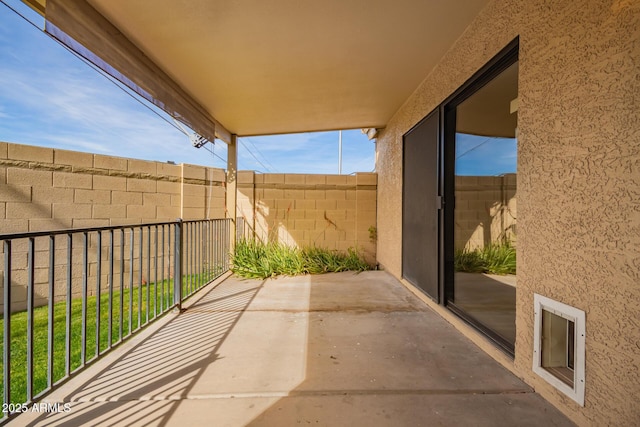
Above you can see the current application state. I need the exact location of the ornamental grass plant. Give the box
[454,240,516,275]
[231,239,371,279]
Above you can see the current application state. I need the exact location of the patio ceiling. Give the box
[82,0,490,137]
[30,0,493,138]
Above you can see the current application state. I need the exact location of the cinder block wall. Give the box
[0,141,226,231]
[0,141,226,313]
[1,142,379,312]
[237,171,377,264]
[455,174,516,250]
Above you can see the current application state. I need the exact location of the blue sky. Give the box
[456,133,517,176]
[0,0,375,174]
[0,1,516,176]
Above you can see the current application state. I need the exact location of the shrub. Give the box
[454,241,516,275]
[231,239,371,279]
[454,248,486,273]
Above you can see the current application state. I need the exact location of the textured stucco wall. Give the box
[376,0,640,425]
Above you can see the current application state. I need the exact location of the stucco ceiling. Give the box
[82,0,490,136]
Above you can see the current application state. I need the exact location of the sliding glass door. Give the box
[445,52,519,354]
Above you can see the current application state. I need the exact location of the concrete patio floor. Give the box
[11,271,573,426]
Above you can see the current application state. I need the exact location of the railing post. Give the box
[3,240,12,409]
[226,134,238,255]
[174,218,183,311]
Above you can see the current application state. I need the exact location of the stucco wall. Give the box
[237,171,377,264]
[376,0,639,425]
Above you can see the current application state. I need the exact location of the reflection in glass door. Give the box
[446,59,518,353]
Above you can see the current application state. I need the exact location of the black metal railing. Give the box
[235,215,255,242]
[0,218,231,421]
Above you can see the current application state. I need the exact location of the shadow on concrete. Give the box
[12,271,573,427]
[245,271,571,427]
[21,277,264,427]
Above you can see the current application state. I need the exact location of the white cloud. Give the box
[0,59,214,165]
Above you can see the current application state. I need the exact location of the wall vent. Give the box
[533,294,585,406]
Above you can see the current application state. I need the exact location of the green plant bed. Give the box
[454,242,516,275]
[231,239,371,279]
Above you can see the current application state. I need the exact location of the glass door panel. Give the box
[448,61,518,352]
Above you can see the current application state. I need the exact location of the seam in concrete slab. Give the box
[185,308,427,314]
[59,388,535,403]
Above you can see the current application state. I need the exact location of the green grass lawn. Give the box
[0,268,224,405]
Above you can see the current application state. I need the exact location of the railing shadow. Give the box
[25,278,264,427]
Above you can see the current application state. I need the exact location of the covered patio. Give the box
[10,272,572,426]
[4,0,638,424]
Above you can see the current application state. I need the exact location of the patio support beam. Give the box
[226,134,238,249]
[215,124,232,145]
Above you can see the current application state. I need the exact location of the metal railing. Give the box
[0,218,231,420]
[235,215,255,242]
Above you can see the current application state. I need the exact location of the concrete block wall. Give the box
[0,141,226,313]
[180,164,226,220]
[1,142,378,312]
[0,141,226,230]
[454,173,516,250]
[237,171,377,264]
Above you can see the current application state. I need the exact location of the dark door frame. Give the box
[442,38,519,356]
